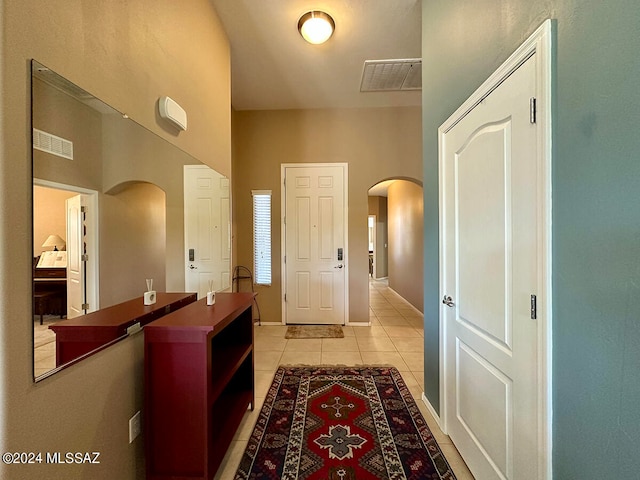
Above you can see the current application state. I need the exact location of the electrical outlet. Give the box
[129,411,141,443]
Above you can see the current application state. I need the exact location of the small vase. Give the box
[206,291,216,305]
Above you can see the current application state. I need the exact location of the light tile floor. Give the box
[33,316,58,377]
[214,278,474,480]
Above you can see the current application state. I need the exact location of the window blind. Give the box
[252,190,272,285]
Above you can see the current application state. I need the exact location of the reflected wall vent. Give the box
[360,58,422,92]
[33,128,74,160]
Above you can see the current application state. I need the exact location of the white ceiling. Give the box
[210,0,422,111]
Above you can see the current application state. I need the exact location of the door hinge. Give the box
[530,97,537,124]
[530,294,537,319]
[284,293,287,302]
[81,254,89,262]
[82,303,90,310]
[284,255,286,264]
[81,205,87,213]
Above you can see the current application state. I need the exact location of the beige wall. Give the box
[33,186,76,257]
[33,79,196,307]
[388,180,424,312]
[101,115,202,294]
[0,1,230,479]
[233,108,422,324]
[100,183,166,308]
[367,196,388,279]
[32,77,103,190]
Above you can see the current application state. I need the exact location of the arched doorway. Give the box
[368,178,423,312]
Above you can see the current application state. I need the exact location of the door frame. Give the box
[437,20,553,479]
[33,178,100,314]
[281,163,349,325]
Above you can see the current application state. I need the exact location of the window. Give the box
[252,190,272,285]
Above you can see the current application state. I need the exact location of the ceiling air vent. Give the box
[33,128,74,160]
[360,58,422,92]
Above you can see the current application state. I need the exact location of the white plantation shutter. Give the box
[252,190,272,285]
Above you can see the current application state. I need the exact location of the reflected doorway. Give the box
[367,189,389,281]
[367,215,376,279]
[33,179,99,377]
[183,165,231,299]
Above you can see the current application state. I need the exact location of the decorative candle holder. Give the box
[144,278,157,305]
[206,280,216,306]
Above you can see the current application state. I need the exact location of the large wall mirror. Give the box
[32,60,231,381]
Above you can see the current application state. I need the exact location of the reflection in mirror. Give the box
[32,61,231,380]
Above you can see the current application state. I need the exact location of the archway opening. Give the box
[368,178,423,312]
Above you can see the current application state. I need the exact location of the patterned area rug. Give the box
[235,366,456,479]
[285,325,345,339]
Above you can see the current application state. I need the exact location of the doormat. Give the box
[285,325,344,339]
[234,366,456,479]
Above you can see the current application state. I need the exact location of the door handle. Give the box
[334,264,344,269]
[442,295,455,307]
[189,264,198,270]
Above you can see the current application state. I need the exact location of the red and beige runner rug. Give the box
[235,366,456,479]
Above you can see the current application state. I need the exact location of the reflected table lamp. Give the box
[42,234,66,251]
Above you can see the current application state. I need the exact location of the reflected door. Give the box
[283,165,347,325]
[184,165,230,298]
[441,56,539,478]
[66,194,86,318]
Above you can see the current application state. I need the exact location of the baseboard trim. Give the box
[421,392,445,433]
[387,286,423,316]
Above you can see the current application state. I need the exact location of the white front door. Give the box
[283,164,347,325]
[440,51,546,478]
[184,165,231,299]
[66,194,86,318]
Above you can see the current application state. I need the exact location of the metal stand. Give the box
[232,265,261,325]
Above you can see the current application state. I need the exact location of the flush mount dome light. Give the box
[298,10,335,44]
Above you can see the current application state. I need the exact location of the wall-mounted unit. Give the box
[158,96,187,131]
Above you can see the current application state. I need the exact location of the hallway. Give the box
[213,278,474,479]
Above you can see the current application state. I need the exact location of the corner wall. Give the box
[388,180,423,312]
[0,1,230,478]
[421,0,640,476]
[100,183,167,308]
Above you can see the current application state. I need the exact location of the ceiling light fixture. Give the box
[298,10,335,45]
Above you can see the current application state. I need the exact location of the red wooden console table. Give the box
[144,292,256,480]
[49,292,197,366]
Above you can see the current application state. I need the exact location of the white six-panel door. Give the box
[66,194,86,318]
[184,165,231,298]
[440,50,546,479]
[283,164,347,325]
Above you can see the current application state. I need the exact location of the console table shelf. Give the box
[49,292,197,366]
[144,292,256,480]
[209,344,252,406]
